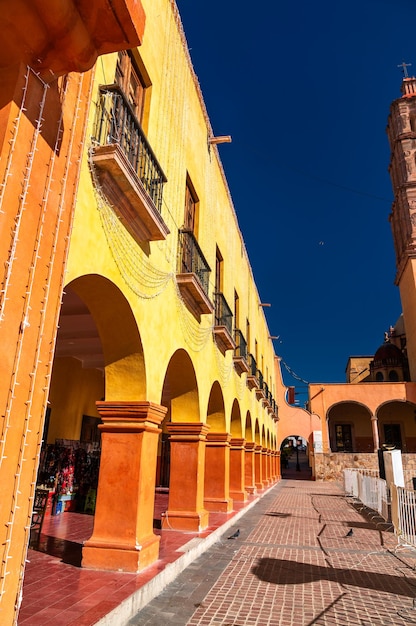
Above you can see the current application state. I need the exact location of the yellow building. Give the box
[0,1,302,622]
[49,0,282,573]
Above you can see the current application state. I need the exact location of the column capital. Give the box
[230,438,245,449]
[244,442,256,452]
[167,422,210,441]
[206,432,231,445]
[96,401,166,433]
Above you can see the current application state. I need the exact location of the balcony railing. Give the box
[213,292,235,354]
[214,293,233,335]
[178,230,211,296]
[93,85,166,212]
[233,329,249,375]
[234,329,247,359]
[255,369,266,401]
[248,354,257,377]
[246,354,259,390]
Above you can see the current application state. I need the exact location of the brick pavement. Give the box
[129,479,416,626]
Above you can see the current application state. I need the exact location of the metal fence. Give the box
[343,468,389,521]
[391,484,416,549]
[344,468,416,549]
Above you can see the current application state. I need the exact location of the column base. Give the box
[162,509,209,532]
[204,497,233,512]
[82,533,160,572]
[230,490,248,502]
[246,485,256,495]
[255,482,264,491]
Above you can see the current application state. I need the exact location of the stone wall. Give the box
[314,451,416,481]
[314,452,377,481]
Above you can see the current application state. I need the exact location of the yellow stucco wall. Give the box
[48,358,104,442]
[55,0,280,445]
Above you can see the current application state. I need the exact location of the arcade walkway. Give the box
[19,487,276,625]
[131,478,416,626]
[21,452,416,626]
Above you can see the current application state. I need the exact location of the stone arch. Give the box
[261,424,266,447]
[327,401,372,453]
[206,382,226,431]
[47,275,145,444]
[161,348,200,423]
[376,399,416,452]
[254,419,261,445]
[65,274,146,400]
[230,398,242,437]
[245,411,253,442]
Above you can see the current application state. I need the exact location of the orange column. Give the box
[261,447,270,487]
[276,451,281,480]
[270,449,276,482]
[254,444,263,490]
[82,401,166,572]
[163,422,210,531]
[229,438,248,502]
[204,432,233,512]
[271,451,278,481]
[244,442,256,494]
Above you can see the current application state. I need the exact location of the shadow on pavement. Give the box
[252,557,415,597]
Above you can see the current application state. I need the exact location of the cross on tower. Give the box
[398,61,412,78]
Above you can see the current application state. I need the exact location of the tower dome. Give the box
[370,341,405,382]
[373,341,404,368]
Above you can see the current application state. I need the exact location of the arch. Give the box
[254,419,261,445]
[260,424,266,447]
[161,348,200,423]
[327,401,373,453]
[207,382,226,431]
[66,274,145,400]
[376,399,416,452]
[230,398,242,437]
[245,412,253,442]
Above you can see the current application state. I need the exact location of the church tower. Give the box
[387,70,416,380]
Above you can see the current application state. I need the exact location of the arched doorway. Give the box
[280,435,311,479]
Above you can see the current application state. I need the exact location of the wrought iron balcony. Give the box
[233,329,249,375]
[255,369,266,401]
[91,85,169,242]
[176,229,213,320]
[213,293,235,354]
[246,354,259,390]
[263,382,271,408]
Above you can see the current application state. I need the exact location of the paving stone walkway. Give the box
[129,479,416,626]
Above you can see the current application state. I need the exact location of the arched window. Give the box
[388,370,399,381]
[375,372,384,381]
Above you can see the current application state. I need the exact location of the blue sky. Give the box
[176,0,415,405]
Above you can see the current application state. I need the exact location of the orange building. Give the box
[0,2,146,624]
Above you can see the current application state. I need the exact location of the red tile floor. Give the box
[19,490,263,625]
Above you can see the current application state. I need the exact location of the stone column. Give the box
[262,447,270,487]
[276,450,282,480]
[163,422,210,531]
[254,444,263,490]
[229,438,248,502]
[269,449,276,482]
[371,415,380,452]
[82,401,166,572]
[244,442,256,494]
[204,433,233,512]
